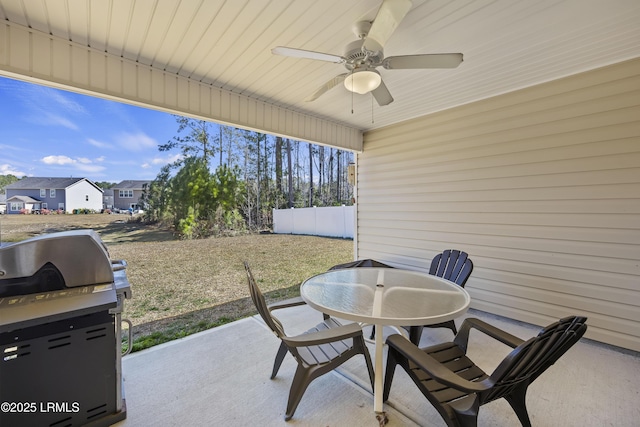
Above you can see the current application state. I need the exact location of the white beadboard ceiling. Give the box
[1,0,639,133]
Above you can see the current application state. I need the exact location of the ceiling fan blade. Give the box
[371,79,394,106]
[362,0,412,53]
[272,46,344,63]
[305,74,349,102]
[383,53,463,69]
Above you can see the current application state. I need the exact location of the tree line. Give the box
[141,116,354,238]
[0,174,20,193]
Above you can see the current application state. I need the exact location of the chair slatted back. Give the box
[429,249,474,287]
[329,259,394,270]
[244,261,286,338]
[483,316,587,404]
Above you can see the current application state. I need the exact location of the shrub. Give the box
[72,208,98,214]
[177,207,196,239]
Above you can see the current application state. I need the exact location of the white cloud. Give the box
[118,132,157,151]
[151,153,183,165]
[75,163,106,173]
[42,155,75,165]
[40,155,105,174]
[44,88,87,115]
[3,80,88,131]
[95,156,105,162]
[42,112,79,130]
[0,164,27,177]
[23,85,87,115]
[88,138,112,149]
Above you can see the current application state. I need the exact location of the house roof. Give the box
[6,195,40,203]
[5,177,104,193]
[114,180,151,190]
[1,0,638,136]
[6,177,85,190]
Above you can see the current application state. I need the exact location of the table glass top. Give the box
[300,268,470,326]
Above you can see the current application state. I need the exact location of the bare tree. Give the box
[275,136,283,195]
[159,116,217,167]
[336,150,342,203]
[308,143,314,206]
[286,139,293,208]
[328,147,334,203]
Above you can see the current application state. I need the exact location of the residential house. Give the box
[0,194,6,214]
[5,195,40,213]
[102,189,114,211]
[4,177,103,214]
[113,180,150,211]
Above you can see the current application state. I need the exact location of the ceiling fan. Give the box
[271,0,463,106]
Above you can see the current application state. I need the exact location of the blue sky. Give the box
[0,76,191,183]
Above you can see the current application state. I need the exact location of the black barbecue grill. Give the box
[0,229,132,427]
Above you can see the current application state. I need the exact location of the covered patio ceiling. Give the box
[1,0,639,142]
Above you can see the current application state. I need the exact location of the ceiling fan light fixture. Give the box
[344,69,381,94]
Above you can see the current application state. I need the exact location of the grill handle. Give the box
[122,318,133,356]
[112,260,128,271]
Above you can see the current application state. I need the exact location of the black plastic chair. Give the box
[328,258,395,270]
[383,316,587,427]
[244,261,375,421]
[410,249,474,343]
[430,249,474,288]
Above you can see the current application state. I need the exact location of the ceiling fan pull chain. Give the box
[351,77,355,114]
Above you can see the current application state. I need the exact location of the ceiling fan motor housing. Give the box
[343,40,383,71]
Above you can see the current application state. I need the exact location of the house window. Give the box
[40,189,46,197]
[10,202,23,211]
[50,189,56,198]
[42,203,48,209]
[58,203,64,211]
[119,190,133,198]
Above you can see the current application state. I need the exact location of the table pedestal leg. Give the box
[372,278,387,420]
[374,322,384,414]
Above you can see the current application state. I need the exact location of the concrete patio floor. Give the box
[114,305,639,427]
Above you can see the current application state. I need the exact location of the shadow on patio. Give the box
[115,305,639,427]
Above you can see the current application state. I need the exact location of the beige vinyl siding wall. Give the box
[358,58,640,352]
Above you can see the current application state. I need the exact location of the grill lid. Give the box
[0,229,114,298]
[0,230,124,333]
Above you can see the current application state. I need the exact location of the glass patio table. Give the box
[300,267,470,415]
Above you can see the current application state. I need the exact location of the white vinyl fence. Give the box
[272,206,354,239]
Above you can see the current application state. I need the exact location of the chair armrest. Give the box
[268,296,307,312]
[283,322,363,347]
[387,334,489,393]
[453,318,525,353]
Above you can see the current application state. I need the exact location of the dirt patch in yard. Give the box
[0,212,173,243]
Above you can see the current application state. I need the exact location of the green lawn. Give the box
[1,213,353,351]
